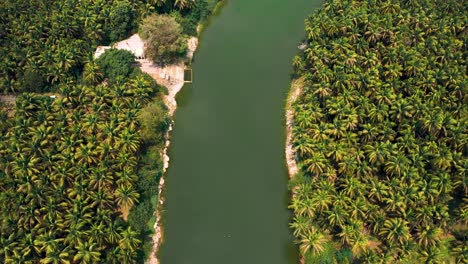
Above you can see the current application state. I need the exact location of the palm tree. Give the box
[338,222,358,246]
[105,221,123,245]
[418,246,445,264]
[340,176,364,199]
[304,153,328,176]
[114,185,140,213]
[384,152,410,177]
[116,168,138,188]
[311,189,333,213]
[290,215,311,237]
[82,61,103,85]
[415,225,442,248]
[379,218,411,246]
[289,197,308,217]
[299,226,329,256]
[118,227,141,252]
[174,0,195,10]
[115,128,140,153]
[327,205,348,228]
[451,241,467,263]
[40,248,71,264]
[350,232,371,257]
[73,240,101,264]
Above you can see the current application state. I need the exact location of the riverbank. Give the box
[285,77,304,178]
[146,2,229,262]
[285,76,305,264]
[145,37,198,264]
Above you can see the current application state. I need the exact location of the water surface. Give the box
[160,1,322,263]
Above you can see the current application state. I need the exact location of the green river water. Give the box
[159,1,322,263]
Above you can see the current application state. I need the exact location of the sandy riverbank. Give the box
[285,77,306,264]
[285,77,305,178]
[144,37,198,264]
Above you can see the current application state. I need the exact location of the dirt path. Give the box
[0,95,16,105]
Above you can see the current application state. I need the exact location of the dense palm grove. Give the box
[0,0,216,263]
[289,0,466,263]
[0,0,211,94]
[0,79,161,263]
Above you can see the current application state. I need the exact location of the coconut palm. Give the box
[73,240,101,264]
[299,226,329,256]
[115,185,140,212]
[379,218,411,246]
[174,0,196,10]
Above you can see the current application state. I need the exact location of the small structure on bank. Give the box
[93,34,196,85]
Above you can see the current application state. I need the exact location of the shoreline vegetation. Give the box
[285,77,305,264]
[0,0,219,263]
[146,36,197,264]
[286,77,305,178]
[148,1,226,263]
[287,0,466,263]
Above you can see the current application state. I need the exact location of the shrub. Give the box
[138,100,170,145]
[179,0,210,35]
[21,69,46,93]
[95,49,135,83]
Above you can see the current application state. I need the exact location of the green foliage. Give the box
[0,0,94,93]
[335,248,352,264]
[130,68,165,96]
[128,199,154,234]
[96,49,136,84]
[82,61,104,86]
[289,0,467,263]
[128,140,166,261]
[304,241,336,264]
[150,0,196,11]
[0,75,159,262]
[21,69,47,93]
[0,0,211,93]
[139,14,188,64]
[0,108,8,133]
[0,0,212,262]
[138,100,171,145]
[179,0,210,35]
[105,0,136,43]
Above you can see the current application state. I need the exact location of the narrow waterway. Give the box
[159,1,322,263]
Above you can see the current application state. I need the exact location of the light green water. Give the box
[159,1,322,263]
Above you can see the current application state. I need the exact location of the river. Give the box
[159,1,322,263]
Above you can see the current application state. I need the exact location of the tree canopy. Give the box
[289,0,467,263]
[139,14,188,64]
[96,49,136,84]
[0,0,213,94]
[0,0,215,262]
[0,73,160,263]
[105,0,136,43]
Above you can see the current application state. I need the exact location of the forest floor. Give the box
[0,95,16,117]
[144,36,198,264]
[0,95,16,105]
